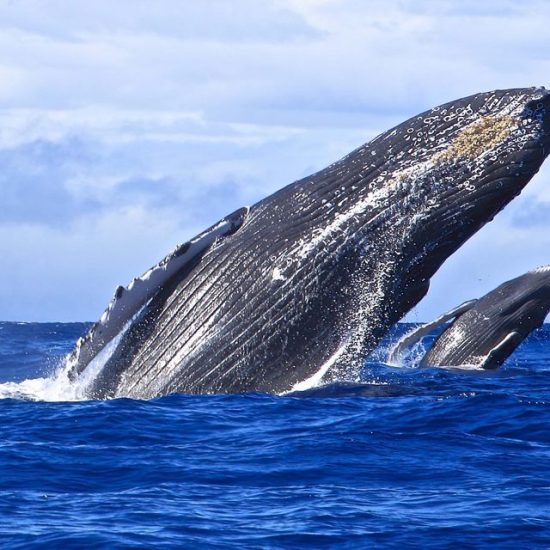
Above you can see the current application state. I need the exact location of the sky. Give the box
[1,0,550,322]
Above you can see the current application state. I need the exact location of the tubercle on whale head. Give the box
[447,88,549,189]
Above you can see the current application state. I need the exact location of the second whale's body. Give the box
[391,267,550,369]
[69,88,550,398]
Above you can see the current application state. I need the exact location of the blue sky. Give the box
[1,0,550,321]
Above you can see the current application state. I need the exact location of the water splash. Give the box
[0,361,81,402]
[0,317,135,402]
[374,325,433,370]
[386,337,430,369]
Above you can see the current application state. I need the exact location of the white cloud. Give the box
[0,108,203,148]
[0,107,309,148]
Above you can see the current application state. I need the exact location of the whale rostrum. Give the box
[68,88,550,398]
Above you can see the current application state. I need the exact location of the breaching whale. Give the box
[390,266,550,370]
[67,87,550,398]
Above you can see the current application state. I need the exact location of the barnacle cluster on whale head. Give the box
[436,115,520,162]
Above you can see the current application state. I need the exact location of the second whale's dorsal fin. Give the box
[67,207,249,378]
[479,331,523,370]
[388,299,478,365]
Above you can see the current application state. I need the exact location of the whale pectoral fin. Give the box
[479,331,523,370]
[68,206,249,379]
[388,299,478,364]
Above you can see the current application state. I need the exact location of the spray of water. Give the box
[0,317,136,402]
[385,334,430,369]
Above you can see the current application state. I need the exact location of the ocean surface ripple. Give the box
[1,322,549,548]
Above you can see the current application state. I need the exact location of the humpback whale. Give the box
[68,87,550,398]
[390,267,550,370]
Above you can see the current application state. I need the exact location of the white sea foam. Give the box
[0,370,75,402]
[0,351,92,401]
[0,309,142,402]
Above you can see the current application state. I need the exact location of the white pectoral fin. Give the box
[68,207,249,377]
[388,299,478,364]
[479,331,523,370]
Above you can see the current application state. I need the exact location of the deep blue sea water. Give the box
[0,321,549,549]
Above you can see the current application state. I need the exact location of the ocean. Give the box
[0,321,549,548]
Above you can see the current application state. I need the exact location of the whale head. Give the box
[396,88,550,274]
[333,87,550,328]
[421,266,550,369]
